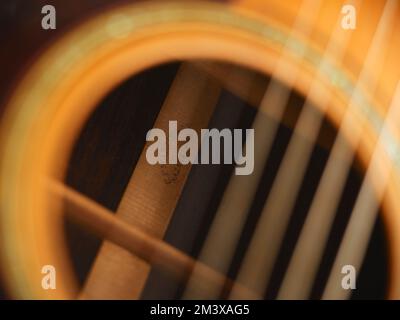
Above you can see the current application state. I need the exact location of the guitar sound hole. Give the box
[63,60,388,300]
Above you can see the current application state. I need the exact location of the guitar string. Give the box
[322,82,400,299]
[278,0,398,300]
[230,0,358,299]
[183,0,324,299]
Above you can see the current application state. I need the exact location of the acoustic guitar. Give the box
[0,0,399,300]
